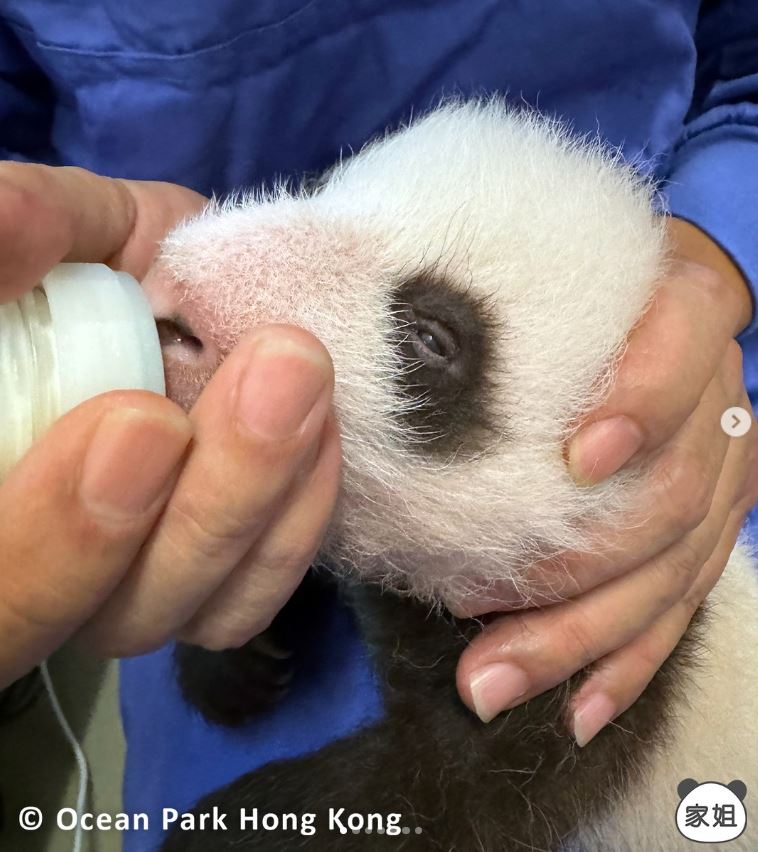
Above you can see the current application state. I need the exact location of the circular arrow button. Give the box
[720,406,752,438]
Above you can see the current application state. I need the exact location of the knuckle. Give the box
[679,261,724,304]
[631,635,668,676]
[62,165,92,183]
[559,614,599,669]
[0,184,53,250]
[0,172,38,216]
[260,536,319,576]
[679,583,710,619]
[658,539,703,601]
[166,496,254,562]
[654,454,712,535]
[238,437,299,474]
[482,612,532,650]
[0,164,63,220]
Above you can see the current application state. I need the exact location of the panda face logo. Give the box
[676,779,747,843]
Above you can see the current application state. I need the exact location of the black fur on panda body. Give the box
[165,571,704,852]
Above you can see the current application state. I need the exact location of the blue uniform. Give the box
[1,2,757,849]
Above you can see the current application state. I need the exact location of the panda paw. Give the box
[173,633,294,728]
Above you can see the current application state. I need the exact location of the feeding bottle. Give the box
[0,263,165,480]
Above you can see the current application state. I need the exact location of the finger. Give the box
[552,345,739,590]
[79,325,335,656]
[731,390,758,508]
[456,402,751,722]
[568,269,741,484]
[667,219,754,334]
[180,413,342,649]
[108,179,207,278]
[0,392,192,688]
[456,349,740,616]
[569,502,747,747]
[0,162,205,300]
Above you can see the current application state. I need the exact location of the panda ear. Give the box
[678,778,699,798]
[727,780,747,801]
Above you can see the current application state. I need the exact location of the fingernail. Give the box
[80,408,192,520]
[469,662,530,723]
[237,332,330,440]
[572,692,616,747]
[568,415,644,485]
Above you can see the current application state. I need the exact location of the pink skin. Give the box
[142,267,222,410]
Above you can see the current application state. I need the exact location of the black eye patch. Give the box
[389,272,505,457]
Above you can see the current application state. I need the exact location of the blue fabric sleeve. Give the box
[663,1,758,338]
[0,21,54,162]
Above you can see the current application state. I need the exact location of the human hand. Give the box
[0,163,341,689]
[456,217,758,743]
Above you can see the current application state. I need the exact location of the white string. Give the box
[40,660,89,852]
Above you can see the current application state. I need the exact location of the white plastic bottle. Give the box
[0,263,165,480]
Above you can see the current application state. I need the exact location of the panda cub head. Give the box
[144,100,667,607]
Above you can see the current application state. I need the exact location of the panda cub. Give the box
[144,101,758,851]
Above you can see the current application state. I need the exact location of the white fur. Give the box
[148,100,667,604]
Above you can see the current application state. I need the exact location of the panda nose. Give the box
[150,312,222,410]
[154,311,221,378]
[154,311,222,373]
[156,316,204,357]
[140,263,223,405]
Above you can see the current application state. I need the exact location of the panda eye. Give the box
[418,329,440,354]
[389,273,500,458]
[412,316,457,364]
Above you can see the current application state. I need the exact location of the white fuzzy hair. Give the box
[151,99,669,606]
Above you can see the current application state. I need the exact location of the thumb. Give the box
[0,162,206,301]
